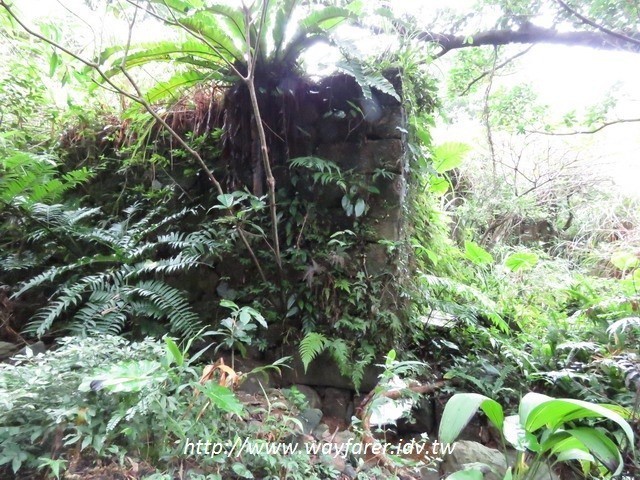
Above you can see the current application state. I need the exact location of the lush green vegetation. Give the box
[0,0,638,478]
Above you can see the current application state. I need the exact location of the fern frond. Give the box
[0,252,41,271]
[420,274,498,313]
[25,286,85,337]
[136,253,203,275]
[1,151,91,208]
[69,289,129,336]
[299,332,328,372]
[156,231,190,249]
[335,60,400,102]
[328,338,350,377]
[289,156,346,189]
[124,280,201,336]
[351,344,376,391]
[136,207,197,238]
[13,256,119,298]
[13,266,67,297]
[419,273,509,332]
[607,316,640,337]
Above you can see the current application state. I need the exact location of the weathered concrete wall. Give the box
[299,71,408,277]
[58,71,410,337]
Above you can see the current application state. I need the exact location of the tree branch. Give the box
[483,46,498,176]
[529,118,640,136]
[420,25,640,57]
[355,381,446,477]
[460,45,533,96]
[554,0,640,48]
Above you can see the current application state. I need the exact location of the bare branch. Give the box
[483,46,498,175]
[355,381,446,476]
[422,25,640,57]
[241,1,286,299]
[460,45,534,96]
[554,0,640,48]
[529,118,640,136]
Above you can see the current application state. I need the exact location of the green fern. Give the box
[126,281,200,336]
[335,59,400,102]
[351,343,376,391]
[299,332,328,372]
[96,0,355,108]
[0,150,91,209]
[419,273,509,333]
[13,203,230,338]
[289,156,347,190]
[327,337,353,381]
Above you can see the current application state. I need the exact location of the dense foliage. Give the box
[0,0,638,478]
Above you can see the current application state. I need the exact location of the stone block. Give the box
[364,243,391,276]
[442,441,559,480]
[366,105,406,140]
[277,349,382,392]
[298,408,323,435]
[315,139,405,174]
[373,173,407,207]
[320,387,353,423]
[292,384,323,409]
[367,211,402,242]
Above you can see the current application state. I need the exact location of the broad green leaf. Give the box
[248,308,267,329]
[178,10,244,61]
[79,360,163,393]
[347,0,365,15]
[414,125,431,146]
[384,349,396,368]
[611,250,639,270]
[432,142,470,173]
[198,383,244,415]
[567,427,623,475]
[527,397,609,433]
[444,469,485,480]
[519,392,551,426]
[217,193,235,208]
[547,435,583,455]
[299,6,353,31]
[49,51,60,77]
[232,462,254,478]
[598,403,632,419]
[439,393,504,444]
[464,241,493,265]
[429,176,450,196]
[554,447,594,464]
[521,394,634,449]
[102,40,224,77]
[354,198,366,217]
[220,299,238,310]
[203,3,247,47]
[164,337,184,367]
[263,0,290,57]
[145,70,209,103]
[503,414,539,452]
[539,430,573,453]
[504,252,538,272]
[149,0,203,12]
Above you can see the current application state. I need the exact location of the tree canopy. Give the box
[409,0,640,56]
